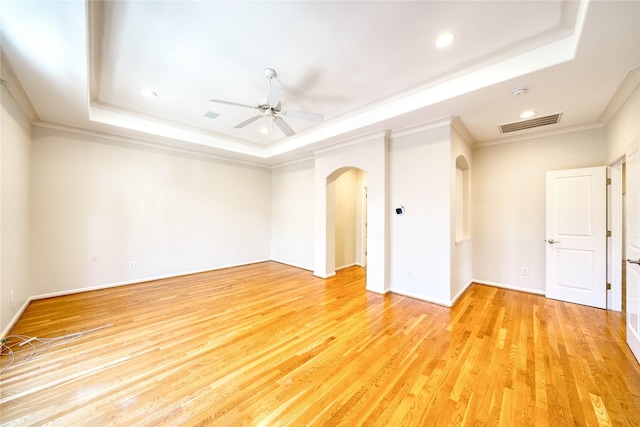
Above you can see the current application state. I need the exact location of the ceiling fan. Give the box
[209,68,324,137]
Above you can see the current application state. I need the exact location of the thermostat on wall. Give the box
[395,206,405,215]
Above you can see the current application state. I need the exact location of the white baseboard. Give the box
[472,279,545,296]
[314,271,336,279]
[270,258,313,272]
[336,263,357,271]
[388,287,454,307]
[450,280,474,306]
[31,259,272,302]
[1,298,31,338]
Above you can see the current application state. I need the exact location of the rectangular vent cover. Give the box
[499,112,562,134]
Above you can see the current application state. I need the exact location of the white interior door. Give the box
[626,141,640,363]
[546,166,607,308]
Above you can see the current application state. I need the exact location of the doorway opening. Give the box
[331,168,368,272]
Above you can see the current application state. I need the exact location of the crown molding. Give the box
[32,120,271,169]
[1,52,39,123]
[599,67,640,125]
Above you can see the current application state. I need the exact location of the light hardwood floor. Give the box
[1,262,639,426]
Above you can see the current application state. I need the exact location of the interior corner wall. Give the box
[30,126,272,297]
[271,159,315,270]
[389,125,452,305]
[451,126,473,300]
[1,84,32,334]
[607,83,639,160]
[472,127,607,294]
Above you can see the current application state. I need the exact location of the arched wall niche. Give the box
[314,131,389,293]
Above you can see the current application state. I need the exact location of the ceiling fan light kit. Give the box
[209,68,324,137]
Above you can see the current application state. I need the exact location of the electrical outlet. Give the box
[129,261,136,269]
[232,249,237,256]
[408,270,412,278]
[522,267,529,275]
[10,290,14,303]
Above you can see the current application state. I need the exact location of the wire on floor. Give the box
[0,324,113,374]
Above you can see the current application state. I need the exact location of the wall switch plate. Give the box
[522,267,529,275]
[129,261,136,269]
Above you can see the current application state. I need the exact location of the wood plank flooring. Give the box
[1,261,640,426]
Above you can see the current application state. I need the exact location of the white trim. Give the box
[390,116,452,139]
[270,259,314,272]
[335,263,357,271]
[389,288,453,307]
[366,287,389,295]
[33,120,271,169]
[314,272,336,279]
[450,280,474,306]
[608,161,624,311]
[31,260,271,301]
[472,279,546,296]
[312,129,390,156]
[599,67,640,125]
[1,299,31,338]
[1,53,39,122]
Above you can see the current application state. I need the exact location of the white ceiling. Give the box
[1,1,639,165]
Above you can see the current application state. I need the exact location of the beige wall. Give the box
[472,127,607,293]
[1,84,32,333]
[607,83,639,162]
[334,168,366,269]
[30,127,272,297]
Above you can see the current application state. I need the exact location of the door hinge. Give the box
[607,178,612,185]
[607,283,612,290]
[607,230,612,237]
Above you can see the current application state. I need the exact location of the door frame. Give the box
[609,158,625,311]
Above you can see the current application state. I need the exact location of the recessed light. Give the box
[140,89,157,98]
[520,110,536,119]
[435,32,455,49]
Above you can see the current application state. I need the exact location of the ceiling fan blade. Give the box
[210,99,258,110]
[282,109,324,122]
[233,114,263,129]
[273,116,295,137]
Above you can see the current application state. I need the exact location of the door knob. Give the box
[547,239,560,244]
[627,258,640,265]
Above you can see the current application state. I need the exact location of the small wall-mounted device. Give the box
[395,206,405,216]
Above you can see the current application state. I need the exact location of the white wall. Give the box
[271,159,315,270]
[30,127,272,296]
[389,124,452,305]
[473,127,607,294]
[1,83,32,333]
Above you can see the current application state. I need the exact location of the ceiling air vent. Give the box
[499,112,562,134]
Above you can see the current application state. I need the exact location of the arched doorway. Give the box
[331,168,367,271]
[313,131,389,294]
